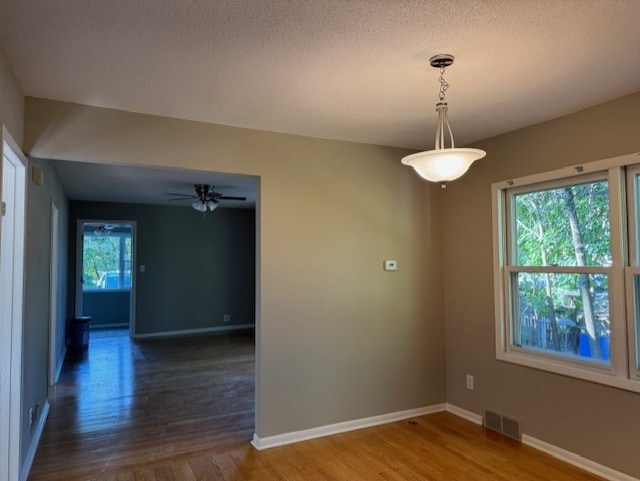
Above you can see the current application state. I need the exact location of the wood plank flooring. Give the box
[29,329,605,481]
[29,329,255,481]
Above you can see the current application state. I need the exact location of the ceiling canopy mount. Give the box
[429,53,454,69]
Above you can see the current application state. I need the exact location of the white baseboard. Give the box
[90,323,129,329]
[133,323,254,340]
[444,404,637,481]
[445,403,483,425]
[20,400,50,481]
[54,347,66,384]
[522,435,638,481]
[251,403,447,450]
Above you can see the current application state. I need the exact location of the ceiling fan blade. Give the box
[165,192,198,200]
[165,192,196,197]
[167,197,196,202]
[217,195,247,201]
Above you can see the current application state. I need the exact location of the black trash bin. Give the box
[66,316,91,350]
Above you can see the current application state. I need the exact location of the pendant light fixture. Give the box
[401,54,485,185]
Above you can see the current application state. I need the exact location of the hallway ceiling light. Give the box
[401,54,486,185]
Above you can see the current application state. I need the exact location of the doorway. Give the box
[75,221,136,334]
[0,129,27,481]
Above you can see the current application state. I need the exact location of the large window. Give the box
[509,177,612,364]
[493,153,640,391]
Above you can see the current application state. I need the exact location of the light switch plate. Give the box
[384,260,397,271]
[32,166,44,186]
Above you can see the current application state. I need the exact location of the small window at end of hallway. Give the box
[82,223,132,291]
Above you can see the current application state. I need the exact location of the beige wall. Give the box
[22,157,69,466]
[0,42,23,146]
[443,90,640,478]
[24,97,446,437]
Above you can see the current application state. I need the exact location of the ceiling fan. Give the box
[165,184,247,212]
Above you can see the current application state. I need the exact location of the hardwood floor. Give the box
[29,329,255,481]
[29,329,604,481]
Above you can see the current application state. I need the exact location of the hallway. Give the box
[28,329,255,480]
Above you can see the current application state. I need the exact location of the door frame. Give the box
[49,202,59,385]
[0,126,27,481]
[75,219,137,335]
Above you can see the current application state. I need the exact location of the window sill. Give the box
[83,289,131,294]
[496,350,640,394]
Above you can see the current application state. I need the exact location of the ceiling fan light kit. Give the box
[401,54,486,186]
[191,200,207,212]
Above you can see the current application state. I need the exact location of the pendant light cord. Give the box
[438,65,449,101]
[434,64,454,150]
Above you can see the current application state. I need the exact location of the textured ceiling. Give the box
[1,1,639,151]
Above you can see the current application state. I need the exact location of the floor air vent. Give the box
[483,410,522,441]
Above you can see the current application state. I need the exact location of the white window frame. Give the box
[625,164,640,381]
[493,151,640,393]
[81,230,132,292]
[504,172,615,369]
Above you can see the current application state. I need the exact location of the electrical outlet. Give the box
[223,314,231,322]
[466,374,474,390]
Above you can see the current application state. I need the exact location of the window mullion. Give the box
[624,267,640,380]
[625,165,640,380]
[119,235,125,289]
[608,166,629,380]
[493,186,509,359]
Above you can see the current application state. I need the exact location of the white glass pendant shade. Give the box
[206,200,219,211]
[192,200,207,212]
[401,148,486,182]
